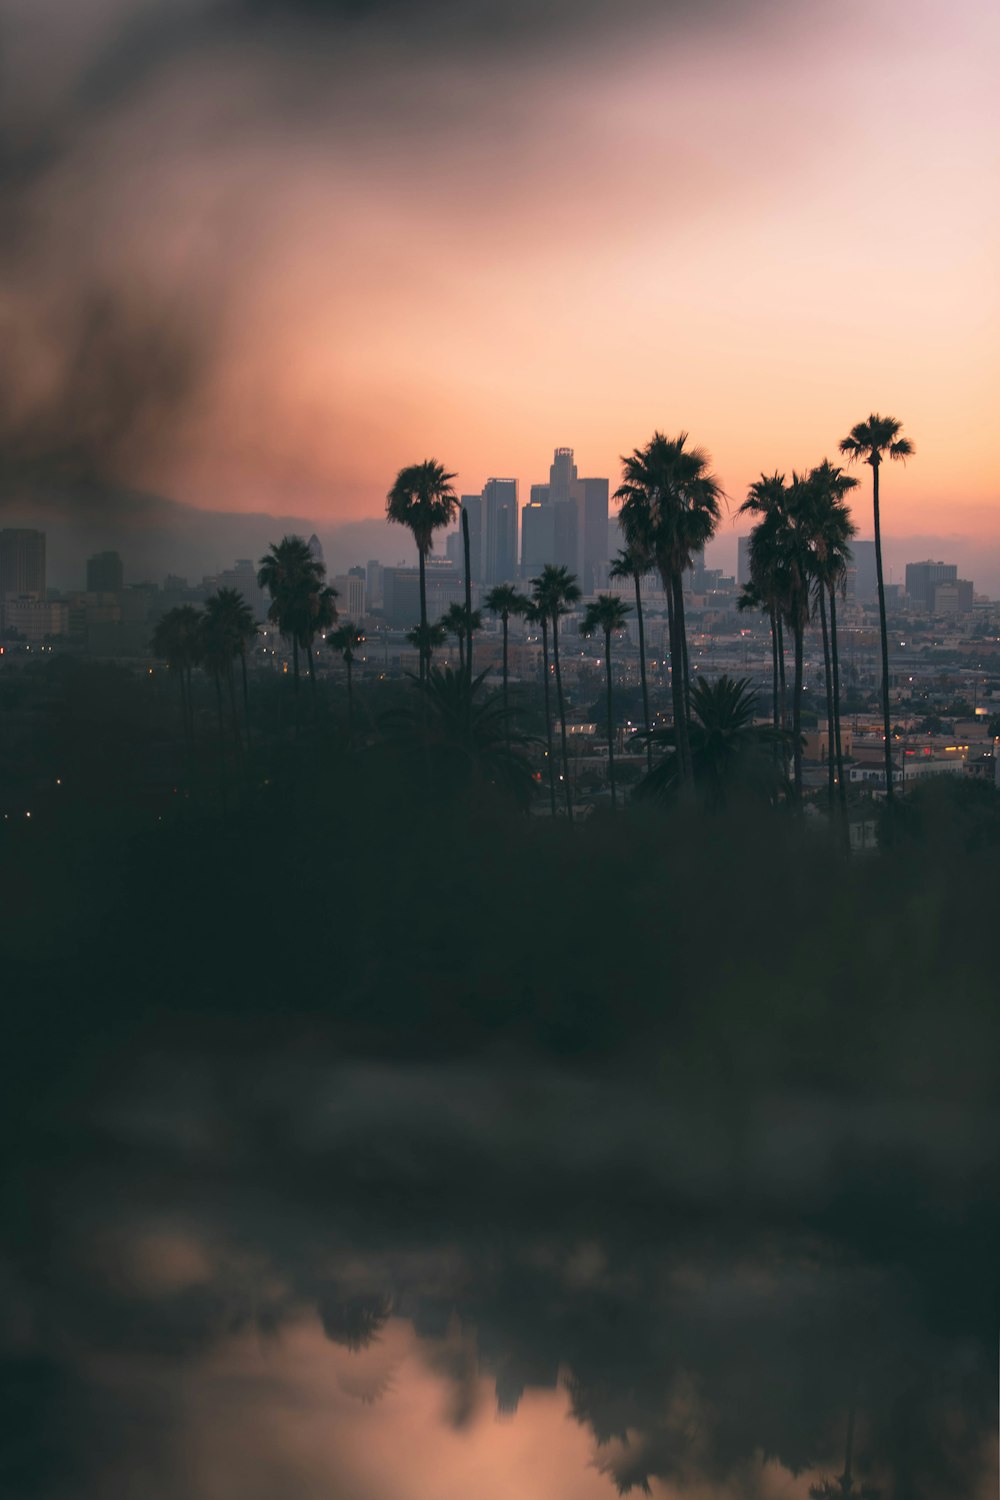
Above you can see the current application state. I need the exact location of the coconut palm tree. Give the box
[203,588,257,752]
[738,474,791,728]
[524,600,557,817]
[386,460,458,683]
[441,602,481,677]
[198,603,238,753]
[329,620,365,733]
[638,675,793,811]
[257,536,329,715]
[406,619,447,669]
[808,461,859,832]
[532,564,581,820]
[382,667,538,810]
[580,594,630,808]
[615,433,723,785]
[150,604,203,752]
[609,546,653,771]
[839,415,914,812]
[484,584,532,716]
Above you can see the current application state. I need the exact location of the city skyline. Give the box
[0,1,996,559]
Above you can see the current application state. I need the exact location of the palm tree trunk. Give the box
[633,570,652,773]
[872,459,895,811]
[462,508,473,687]
[777,615,787,728]
[306,638,319,722]
[674,575,692,721]
[829,585,849,839]
[769,607,779,729]
[551,616,573,821]
[540,618,556,817]
[457,633,465,677]
[793,621,804,804]
[240,642,252,755]
[418,544,429,686]
[665,577,690,784]
[604,628,617,809]
[819,587,835,815]
[291,635,300,735]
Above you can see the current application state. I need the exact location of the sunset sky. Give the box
[1,0,997,569]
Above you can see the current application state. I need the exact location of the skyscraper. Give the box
[521,497,555,573]
[576,477,609,593]
[0,528,46,632]
[86,550,124,594]
[905,560,957,612]
[460,494,484,583]
[851,541,878,603]
[483,478,518,584]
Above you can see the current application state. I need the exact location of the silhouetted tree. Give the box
[485,584,532,718]
[150,604,202,752]
[386,460,458,683]
[329,620,366,733]
[203,588,257,753]
[839,415,914,816]
[257,536,330,721]
[609,546,653,771]
[532,564,581,820]
[581,594,630,808]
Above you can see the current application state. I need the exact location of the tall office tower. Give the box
[737,535,752,588]
[905,560,957,611]
[0,528,46,632]
[850,541,878,603]
[549,447,578,503]
[552,495,579,573]
[366,560,384,609]
[331,573,367,618]
[576,477,609,593]
[458,494,484,582]
[86,550,124,594]
[219,559,267,620]
[308,533,325,571]
[521,497,555,573]
[530,484,550,507]
[483,478,518,584]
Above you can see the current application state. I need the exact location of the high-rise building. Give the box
[308,533,325,570]
[483,478,518,585]
[0,528,46,632]
[366,560,384,609]
[332,574,366,619]
[851,541,878,603]
[549,448,578,503]
[906,560,957,612]
[86,550,124,594]
[552,497,578,574]
[576,477,609,593]
[219,559,267,621]
[521,497,555,573]
[737,535,752,588]
[932,579,973,615]
[460,494,484,583]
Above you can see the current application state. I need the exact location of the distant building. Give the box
[577,477,609,593]
[331,573,366,620]
[308,533,325,569]
[218,559,268,622]
[521,498,555,574]
[461,494,484,584]
[737,535,752,588]
[933,579,974,615]
[4,597,69,642]
[851,541,878,604]
[483,478,518,584]
[0,528,45,633]
[905,560,957,612]
[86,550,124,594]
[381,563,465,628]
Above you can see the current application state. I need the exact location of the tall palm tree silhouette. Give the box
[485,584,532,718]
[203,588,257,753]
[524,599,557,818]
[615,432,723,785]
[257,536,331,722]
[532,564,581,820]
[150,604,203,753]
[580,594,630,808]
[839,414,914,815]
[386,460,458,684]
[609,546,653,771]
[808,460,858,836]
[329,620,365,734]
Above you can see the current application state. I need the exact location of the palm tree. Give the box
[839,415,914,812]
[198,604,237,753]
[203,588,257,752]
[382,667,538,809]
[386,460,458,683]
[532,563,581,819]
[609,546,653,771]
[808,461,859,832]
[484,584,532,717]
[738,474,791,729]
[441,602,481,677]
[637,675,793,811]
[615,433,723,784]
[257,536,329,716]
[329,620,365,733]
[406,619,447,669]
[524,599,557,817]
[580,595,630,808]
[150,604,203,752]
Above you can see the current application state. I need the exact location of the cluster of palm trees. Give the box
[150,588,256,754]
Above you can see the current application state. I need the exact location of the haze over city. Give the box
[2,4,999,1500]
